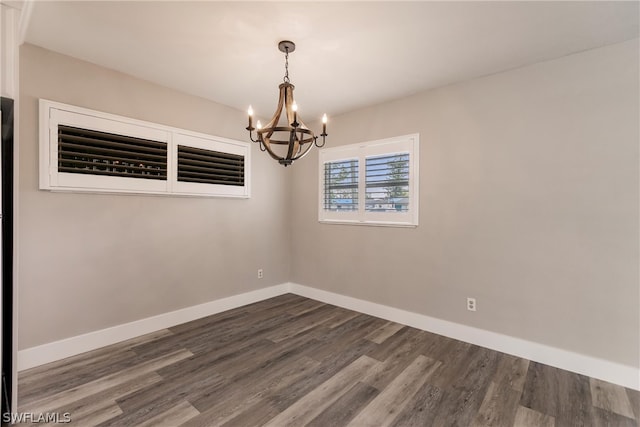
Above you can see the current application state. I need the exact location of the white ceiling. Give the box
[23,1,639,119]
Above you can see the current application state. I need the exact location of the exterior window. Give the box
[323,159,359,211]
[365,153,410,213]
[319,134,419,227]
[40,99,250,198]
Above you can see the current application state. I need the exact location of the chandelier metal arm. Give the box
[245,127,258,143]
[316,133,327,148]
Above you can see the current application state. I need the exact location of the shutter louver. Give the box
[177,145,244,186]
[365,153,410,212]
[57,125,167,180]
[323,159,359,211]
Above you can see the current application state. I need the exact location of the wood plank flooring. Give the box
[18,294,639,426]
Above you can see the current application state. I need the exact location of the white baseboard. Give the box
[287,283,640,391]
[17,284,290,371]
[19,281,639,391]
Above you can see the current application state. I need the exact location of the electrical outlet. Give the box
[257,269,263,279]
[467,297,477,312]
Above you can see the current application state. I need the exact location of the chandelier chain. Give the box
[283,48,290,83]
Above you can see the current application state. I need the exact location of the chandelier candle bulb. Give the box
[247,105,253,129]
[322,114,327,136]
[256,120,262,130]
[292,102,299,128]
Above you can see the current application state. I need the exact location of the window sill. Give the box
[318,219,418,228]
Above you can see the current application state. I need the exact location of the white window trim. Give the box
[318,133,419,227]
[39,99,250,198]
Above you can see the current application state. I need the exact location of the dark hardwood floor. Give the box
[18,294,639,426]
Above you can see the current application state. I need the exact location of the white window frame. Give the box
[39,99,250,198]
[319,134,419,227]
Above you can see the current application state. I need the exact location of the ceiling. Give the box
[22,1,640,119]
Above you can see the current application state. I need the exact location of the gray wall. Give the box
[19,44,291,349]
[290,39,639,368]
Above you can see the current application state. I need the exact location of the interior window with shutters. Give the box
[57,125,168,180]
[319,134,419,227]
[40,99,250,198]
[177,146,244,186]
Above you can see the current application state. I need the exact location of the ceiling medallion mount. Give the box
[278,40,295,54]
[246,40,327,167]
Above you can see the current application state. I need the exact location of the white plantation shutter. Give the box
[57,125,168,181]
[177,145,244,186]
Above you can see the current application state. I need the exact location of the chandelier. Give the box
[246,41,327,167]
